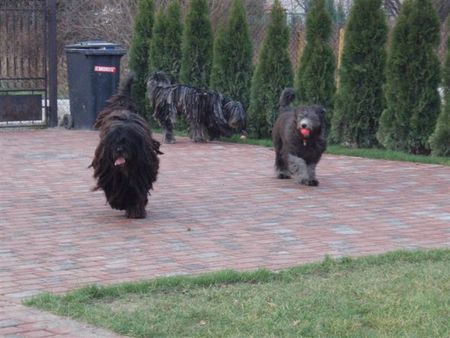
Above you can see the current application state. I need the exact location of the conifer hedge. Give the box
[377,0,441,154]
[210,0,253,109]
[295,0,336,130]
[129,0,154,118]
[148,1,182,81]
[180,0,213,88]
[247,0,293,138]
[430,24,450,157]
[330,0,387,147]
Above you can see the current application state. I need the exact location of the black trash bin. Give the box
[65,41,126,129]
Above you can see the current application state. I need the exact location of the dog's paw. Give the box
[300,178,319,186]
[193,138,207,143]
[277,173,291,179]
[126,207,147,219]
[163,135,176,144]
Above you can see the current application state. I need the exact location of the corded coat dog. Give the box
[91,74,162,218]
[147,71,245,143]
[272,88,326,186]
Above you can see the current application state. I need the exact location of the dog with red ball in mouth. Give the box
[272,88,327,186]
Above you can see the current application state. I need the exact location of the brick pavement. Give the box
[0,128,449,337]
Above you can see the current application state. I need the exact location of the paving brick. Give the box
[16,330,53,338]
[0,128,449,337]
[0,320,21,329]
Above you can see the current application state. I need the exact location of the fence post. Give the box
[48,0,58,127]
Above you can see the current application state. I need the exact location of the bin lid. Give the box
[65,40,126,56]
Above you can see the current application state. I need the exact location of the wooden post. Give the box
[48,0,58,127]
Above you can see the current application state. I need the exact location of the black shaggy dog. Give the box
[272,89,327,186]
[147,71,245,143]
[91,74,162,218]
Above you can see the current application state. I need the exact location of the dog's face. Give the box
[223,101,246,130]
[149,71,171,87]
[295,105,325,139]
[104,126,142,170]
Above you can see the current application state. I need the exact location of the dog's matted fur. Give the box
[272,89,326,186]
[91,74,162,218]
[147,71,245,143]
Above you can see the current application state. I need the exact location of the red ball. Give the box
[300,128,310,137]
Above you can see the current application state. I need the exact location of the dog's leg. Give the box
[190,122,207,143]
[305,163,319,186]
[288,154,308,183]
[276,150,291,179]
[288,154,318,186]
[162,119,176,144]
[126,200,147,219]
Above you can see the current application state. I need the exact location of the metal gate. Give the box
[0,0,57,127]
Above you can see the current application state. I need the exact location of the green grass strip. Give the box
[220,134,450,166]
[25,249,450,337]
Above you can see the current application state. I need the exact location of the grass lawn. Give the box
[25,249,450,337]
[220,135,450,166]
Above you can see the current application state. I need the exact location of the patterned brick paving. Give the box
[1,128,449,337]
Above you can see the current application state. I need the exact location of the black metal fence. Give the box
[0,0,57,127]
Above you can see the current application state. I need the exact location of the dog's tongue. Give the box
[300,128,311,138]
[114,157,126,166]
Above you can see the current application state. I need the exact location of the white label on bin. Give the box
[94,66,117,73]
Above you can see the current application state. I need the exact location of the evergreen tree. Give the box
[377,0,441,154]
[247,0,293,138]
[129,0,154,118]
[295,0,336,129]
[330,0,387,147]
[430,27,450,157]
[210,24,228,93]
[148,1,183,81]
[180,0,213,88]
[164,0,183,81]
[149,9,168,74]
[210,0,253,109]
